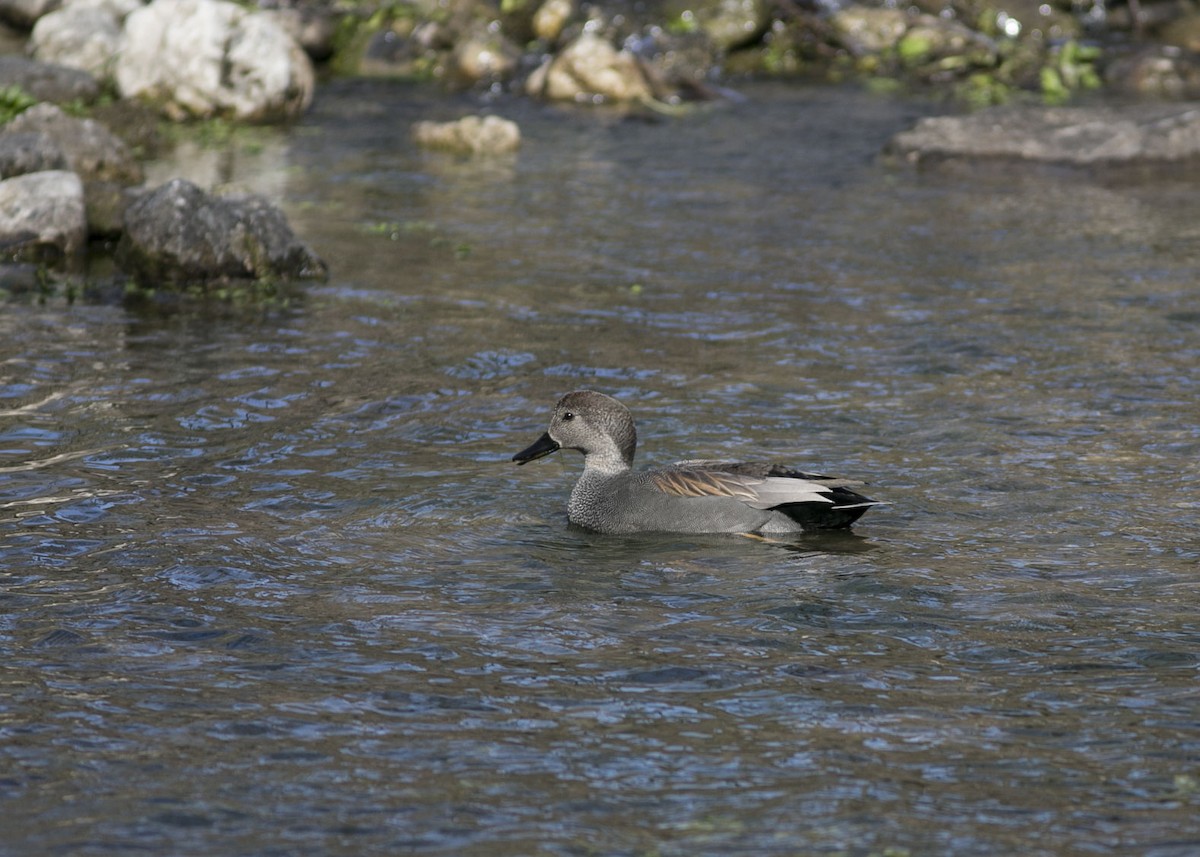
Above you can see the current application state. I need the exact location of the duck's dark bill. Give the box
[513,432,560,465]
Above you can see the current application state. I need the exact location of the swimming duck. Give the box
[512,390,880,534]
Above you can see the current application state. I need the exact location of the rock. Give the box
[1105,46,1200,100]
[897,16,997,70]
[1159,12,1200,51]
[84,179,133,237]
[0,56,100,104]
[0,263,44,293]
[526,31,653,103]
[117,178,326,285]
[0,170,87,264]
[972,0,1079,41]
[624,28,722,99]
[3,103,141,236]
[0,131,68,179]
[354,24,434,78]
[87,99,165,161]
[267,7,336,62]
[5,103,141,185]
[451,24,520,86]
[0,0,59,29]
[888,103,1200,165]
[669,0,770,53]
[29,0,137,81]
[532,0,574,43]
[412,115,521,155]
[66,0,136,13]
[830,7,908,57]
[114,0,314,122]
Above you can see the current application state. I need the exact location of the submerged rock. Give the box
[412,115,521,155]
[889,103,1200,164]
[114,0,314,122]
[118,179,326,286]
[0,170,87,264]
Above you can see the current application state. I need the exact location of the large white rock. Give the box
[30,0,139,81]
[0,170,87,260]
[114,0,314,122]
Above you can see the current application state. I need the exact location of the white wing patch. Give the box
[739,476,835,509]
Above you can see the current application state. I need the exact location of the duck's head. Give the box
[512,390,637,473]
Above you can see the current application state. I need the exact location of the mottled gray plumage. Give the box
[512,391,880,535]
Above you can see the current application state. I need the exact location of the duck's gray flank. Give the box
[512,390,880,535]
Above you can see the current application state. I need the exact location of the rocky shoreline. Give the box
[2,0,1200,297]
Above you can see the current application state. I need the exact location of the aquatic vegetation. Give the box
[1040,39,1103,103]
[0,84,38,124]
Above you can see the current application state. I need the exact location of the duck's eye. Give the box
[561,411,575,421]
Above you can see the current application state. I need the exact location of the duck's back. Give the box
[567,462,876,534]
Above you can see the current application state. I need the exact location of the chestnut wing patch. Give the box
[651,469,760,503]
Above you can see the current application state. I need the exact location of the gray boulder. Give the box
[118,179,326,285]
[0,56,101,105]
[4,103,142,185]
[889,104,1200,165]
[114,0,315,122]
[0,170,87,264]
[0,131,68,179]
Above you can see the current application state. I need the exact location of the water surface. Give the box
[2,81,1199,855]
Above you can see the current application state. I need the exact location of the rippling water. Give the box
[3,81,1199,855]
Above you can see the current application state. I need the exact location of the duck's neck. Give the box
[581,446,632,476]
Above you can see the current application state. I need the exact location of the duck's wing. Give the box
[654,461,881,530]
[673,459,866,486]
[653,462,851,510]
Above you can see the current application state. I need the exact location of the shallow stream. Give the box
[2,80,1198,855]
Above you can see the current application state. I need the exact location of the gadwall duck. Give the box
[513,390,880,534]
